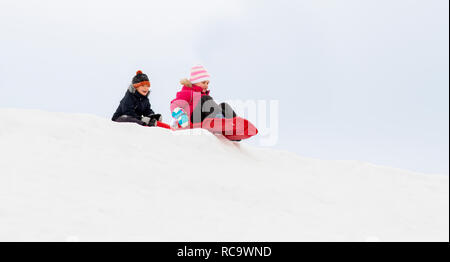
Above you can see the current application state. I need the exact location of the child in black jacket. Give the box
[112,70,161,126]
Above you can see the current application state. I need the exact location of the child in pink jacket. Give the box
[170,65,236,127]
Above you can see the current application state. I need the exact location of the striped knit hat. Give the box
[189,65,210,84]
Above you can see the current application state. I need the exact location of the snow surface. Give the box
[0,108,448,241]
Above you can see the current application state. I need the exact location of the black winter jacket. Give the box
[112,85,155,121]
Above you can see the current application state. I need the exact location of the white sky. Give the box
[0,0,448,174]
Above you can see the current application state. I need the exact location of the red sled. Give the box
[155,117,258,141]
[199,117,258,141]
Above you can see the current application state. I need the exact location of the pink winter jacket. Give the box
[170,85,210,117]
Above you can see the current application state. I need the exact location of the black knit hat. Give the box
[132,70,150,86]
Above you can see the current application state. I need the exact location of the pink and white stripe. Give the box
[189,65,210,84]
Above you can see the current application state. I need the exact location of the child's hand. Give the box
[149,114,162,122]
[141,116,157,127]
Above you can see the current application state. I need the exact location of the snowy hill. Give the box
[0,108,448,241]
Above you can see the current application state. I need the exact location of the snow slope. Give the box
[0,108,448,241]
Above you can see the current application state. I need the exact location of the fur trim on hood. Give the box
[180,78,192,87]
[128,84,136,94]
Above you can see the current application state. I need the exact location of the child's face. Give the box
[195,81,210,92]
[136,84,150,96]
